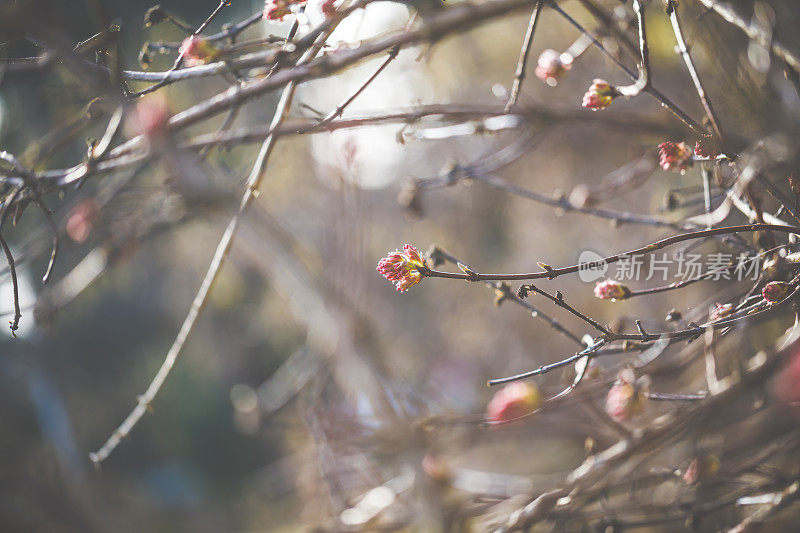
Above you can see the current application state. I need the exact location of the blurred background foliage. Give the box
[2,0,800,531]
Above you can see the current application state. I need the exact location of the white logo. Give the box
[577,250,608,283]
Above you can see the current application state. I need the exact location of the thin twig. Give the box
[419,224,800,283]
[504,3,541,113]
[431,246,587,347]
[89,22,340,465]
[131,0,231,98]
[311,45,402,130]
[695,0,800,72]
[551,3,706,134]
[615,0,649,98]
[517,284,611,336]
[487,339,606,385]
[666,1,723,140]
[0,232,20,336]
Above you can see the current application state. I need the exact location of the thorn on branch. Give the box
[457,261,479,280]
[537,261,555,279]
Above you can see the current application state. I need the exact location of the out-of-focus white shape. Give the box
[452,467,535,497]
[230,383,259,412]
[0,253,37,338]
[491,83,508,98]
[632,335,669,368]
[747,2,774,74]
[302,2,434,189]
[340,470,414,525]
[257,347,321,415]
[412,115,522,140]
[577,249,607,283]
[44,248,108,312]
[737,492,782,506]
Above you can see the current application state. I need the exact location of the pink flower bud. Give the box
[131,94,169,137]
[581,79,616,110]
[321,0,338,16]
[774,344,800,407]
[263,0,307,21]
[683,455,719,485]
[178,35,220,66]
[376,244,427,292]
[762,281,791,303]
[605,369,648,423]
[422,453,451,482]
[486,382,541,424]
[66,200,100,243]
[694,137,720,158]
[593,279,630,301]
[534,49,572,86]
[789,172,800,195]
[709,302,734,321]
[658,141,692,172]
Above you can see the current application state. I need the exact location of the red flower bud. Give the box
[582,79,616,110]
[321,0,338,16]
[605,369,648,423]
[131,94,169,137]
[376,244,427,292]
[789,172,800,195]
[66,200,101,243]
[593,279,630,301]
[534,49,572,86]
[775,344,800,407]
[762,281,791,303]
[683,454,719,485]
[658,141,692,173]
[178,35,220,66]
[486,382,542,424]
[263,0,307,21]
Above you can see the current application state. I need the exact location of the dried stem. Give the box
[0,233,20,335]
[131,0,231,98]
[420,224,800,283]
[696,0,800,72]
[666,1,723,140]
[504,3,541,113]
[89,21,341,465]
[551,3,705,134]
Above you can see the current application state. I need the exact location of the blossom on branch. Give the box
[762,281,791,303]
[658,141,692,172]
[178,35,220,66]
[263,0,308,21]
[593,279,630,301]
[66,200,101,243]
[320,0,338,16]
[581,79,616,110]
[486,382,541,424]
[606,369,648,423]
[775,344,800,407]
[131,94,169,137]
[788,172,800,195]
[377,244,427,292]
[683,454,720,485]
[535,49,572,86]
